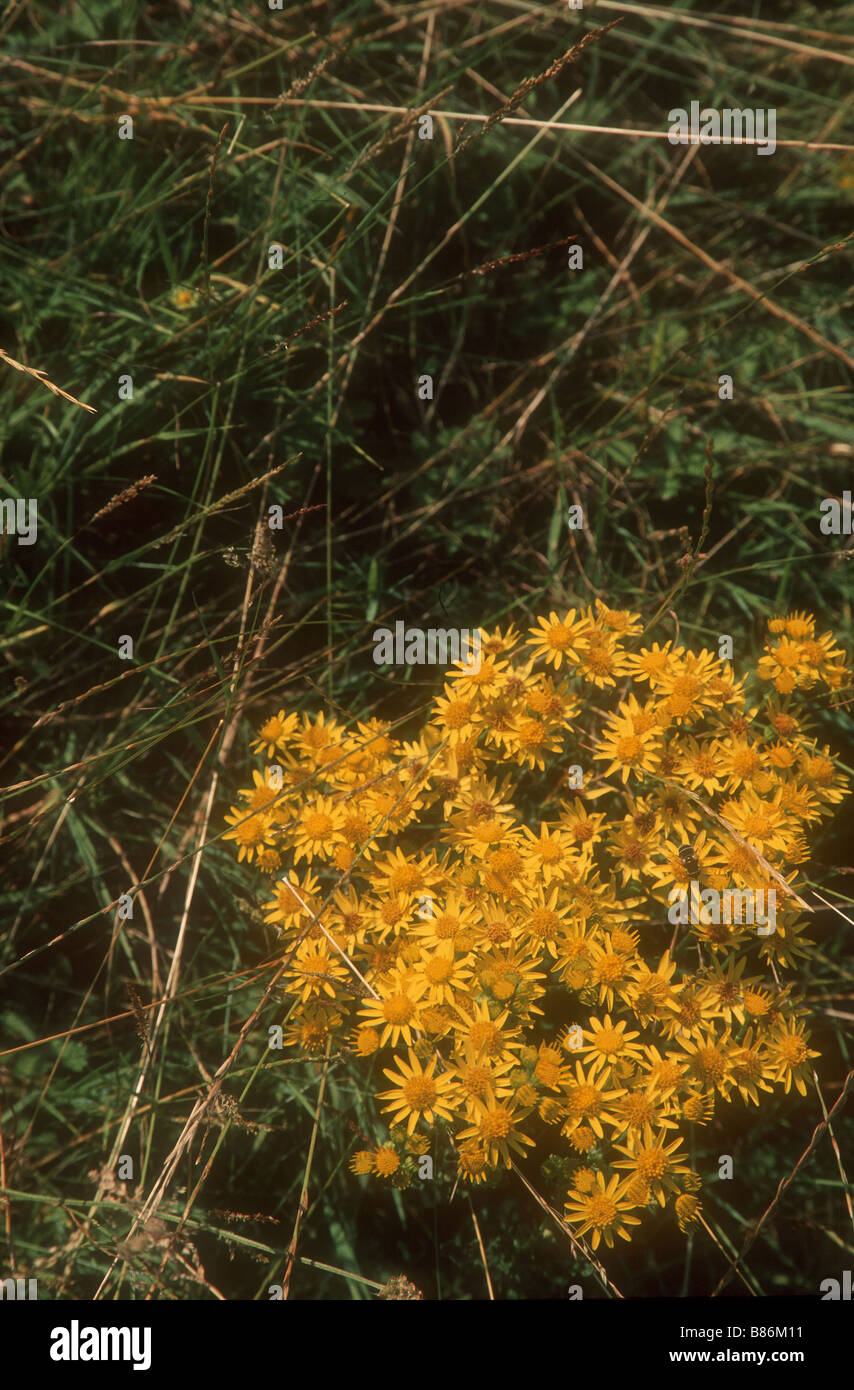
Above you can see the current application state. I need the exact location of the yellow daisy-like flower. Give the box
[352,1026,380,1057]
[594,717,662,784]
[291,794,343,864]
[570,1165,598,1193]
[672,735,725,796]
[624,641,681,688]
[378,1049,455,1134]
[624,954,679,1026]
[728,1030,776,1106]
[480,622,523,659]
[430,685,482,748]
[371,846,438,900]
[294,710,345,769]
[359,969,428,1047]
[564,1171,643,1250]
[589,600,643,637]
[445,1044,516,1113]
[675,1192,702,1232]
[515,885,572,958]
[414,943,475,1006]
[579,1014,644,1078]
[654,648,722,723]
[239,766,290,822]
[718,788,789,856]
[585,939,638,1012]
[412,893,479,951]
[574,628,632,690]
[676,1030,734,1099]
[452,1000,520,1059]
[505,714,566,771]
[764,1019,819,1096]
[526,609,589,669]
[456,1098,535,1168]
[612,1125,693,1206]
[445,647,510,697]
[256,845,283,874]
[520,822,579,884]
[562,1060,627,1139]
[799,746,849,806]
[608,1083,680,1138]
[263,869,321,930]
[558,798,607,855]
[222,807,275,863]
[252,709,300,757]
[525,674,576,724]
[285,941,347,1004]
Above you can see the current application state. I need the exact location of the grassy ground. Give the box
[1,0,853,1300]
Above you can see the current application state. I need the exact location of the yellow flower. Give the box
[676,1030,734,1098]
[294,710,345,768]
[574,628,632,690]
[624,641,681,688]
[263,869,321,930]
[506,713,567,770]
[353,1026,380,1057]
[612,1125,693,1205]
[378,1049,455,1134]
[765,1020,819,1096]
[452,1000,520,1059]
[675,1193,702,1232]
[457,1098,534,1168]
[526,609,589,669]
[252,709,300,757]
[446,1046,516,1114]
[371,847,438,899]
[562,1060,626,1139]
[430,685,482,747]
[579,1014,644,1078]
[414,943,474,1006]
[359,970,428,1047]
[222,807,275,863]
[291,794,343,863]
[564,1172,643,1250]
[608,1084,679,1138]
[519,823,578,884]
[285,941,347,1004]
[594,718,662,783]
[589,600,643,637]
[373,1146,401,1177]
[558,798,607,854]
[171,285,198,310]
[718,788,789,856]
[571,1166,597,1193]
[728,1031,776,1106]
[654,649,722,723]
[412,893,479,950]
[456,1142,491,1185]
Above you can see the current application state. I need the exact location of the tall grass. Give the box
[1,0,852,1299]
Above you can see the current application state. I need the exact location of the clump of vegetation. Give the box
[226,607,849,1252]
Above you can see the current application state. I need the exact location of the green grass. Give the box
[1,0,853,1300]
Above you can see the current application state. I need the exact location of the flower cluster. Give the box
[224,606,850,1252]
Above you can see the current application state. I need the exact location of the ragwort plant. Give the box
[224,606,850,1254]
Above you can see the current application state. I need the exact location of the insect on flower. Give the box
[678,842,701,878]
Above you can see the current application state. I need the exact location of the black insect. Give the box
[678,843,701,878]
